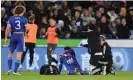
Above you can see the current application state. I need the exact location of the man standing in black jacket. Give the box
[80,24,103,75]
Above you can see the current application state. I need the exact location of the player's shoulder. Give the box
[28,24,38,28]
[8,16,15,20]
[33,24,38,27]
[21,16,28,20]
[104,42,111,48]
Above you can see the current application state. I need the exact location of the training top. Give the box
[46,26,59,44]
[25,24,38,43]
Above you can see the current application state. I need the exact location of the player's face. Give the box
[49,19,56,27]
[100,40,104,45]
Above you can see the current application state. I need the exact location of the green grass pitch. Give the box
[1,72,133,80]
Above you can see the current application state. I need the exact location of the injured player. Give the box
[58,47,86,75]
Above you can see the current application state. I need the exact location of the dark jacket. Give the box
[98,22,111,38]
[126,14,133,30]
[80,29,101,54]
[101,42,113,64]
[117,25,131,39]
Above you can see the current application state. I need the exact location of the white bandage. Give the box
[94,52,103,55]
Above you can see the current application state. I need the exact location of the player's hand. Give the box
[25,34,29,39]
[5,39,8,45]
[80,43,84,47]
[60,53,64,56]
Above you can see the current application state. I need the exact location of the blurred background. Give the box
[1,0,133,39]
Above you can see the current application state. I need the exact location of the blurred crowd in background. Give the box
[1,1,133,39]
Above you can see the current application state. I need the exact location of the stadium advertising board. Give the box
[1,47,133,72]
[1,39,133,47]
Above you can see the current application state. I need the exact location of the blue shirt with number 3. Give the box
[8,16,28,33]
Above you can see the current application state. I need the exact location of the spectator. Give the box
[38,17,49,38]
[47,10,54,21]
[98,6,105,15]
[26,9,35,18]
[74,10,83,31]
[40,28,47,39]
[58,8,70,32]
[109,21,118,39]
[14,1,26,6]
[53,9,59,22]
[98,16,111,38]
[57,20,64,34]
[117,18,131,39]
[62,1,69,14]
[81,9,92,28]
[70,18,79,38]
[107,8,118,22]
[88,6,94,17]
[95,11,102,24]
[34,1,45,24]
[115,17,121,27]
[70,27,79,38]
[1,7,8,38]
[69,17,78,31]
[71,3,81,17]
[4,1,13,17]
[65,9,71,21]
[126,7,133,31]
[64,31,71,39]
[119,7,127,19]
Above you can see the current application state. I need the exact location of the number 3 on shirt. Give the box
[15,20,21,30]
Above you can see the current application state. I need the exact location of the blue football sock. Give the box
[14,60,21,73]
[8,57,13,70]
[59,63,63,73]
[29,64,32,68]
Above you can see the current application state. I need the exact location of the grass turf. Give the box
[1,72,133,80]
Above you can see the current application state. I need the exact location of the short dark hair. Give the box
[75,10,81,14]
[64,46,71,50]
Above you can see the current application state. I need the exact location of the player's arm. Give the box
[78,30,93,38]
[58,57,63,74]
[80,44,88,48]
[45,28,49,37]
[5,22,11,45]
[24,18,29,37]
[55,28,60,37]
[102,45,106,56]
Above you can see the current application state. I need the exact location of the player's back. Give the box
[25,24,38,43]
[8,16,28,33]
[8,16,28,52]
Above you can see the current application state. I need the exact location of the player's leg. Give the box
[6,36,17,75]
[51,44,58,64]
[106,56,115,75]
[47,44,58,65]
[6,52,14,75]
[90,53,103,75]
[47,44,53,65]
[21,43,28,65]
[13,52,22,75]
[18,43,28,71]
[13,34,24,75]
[28,43,35,71]
[67,67,77,75]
